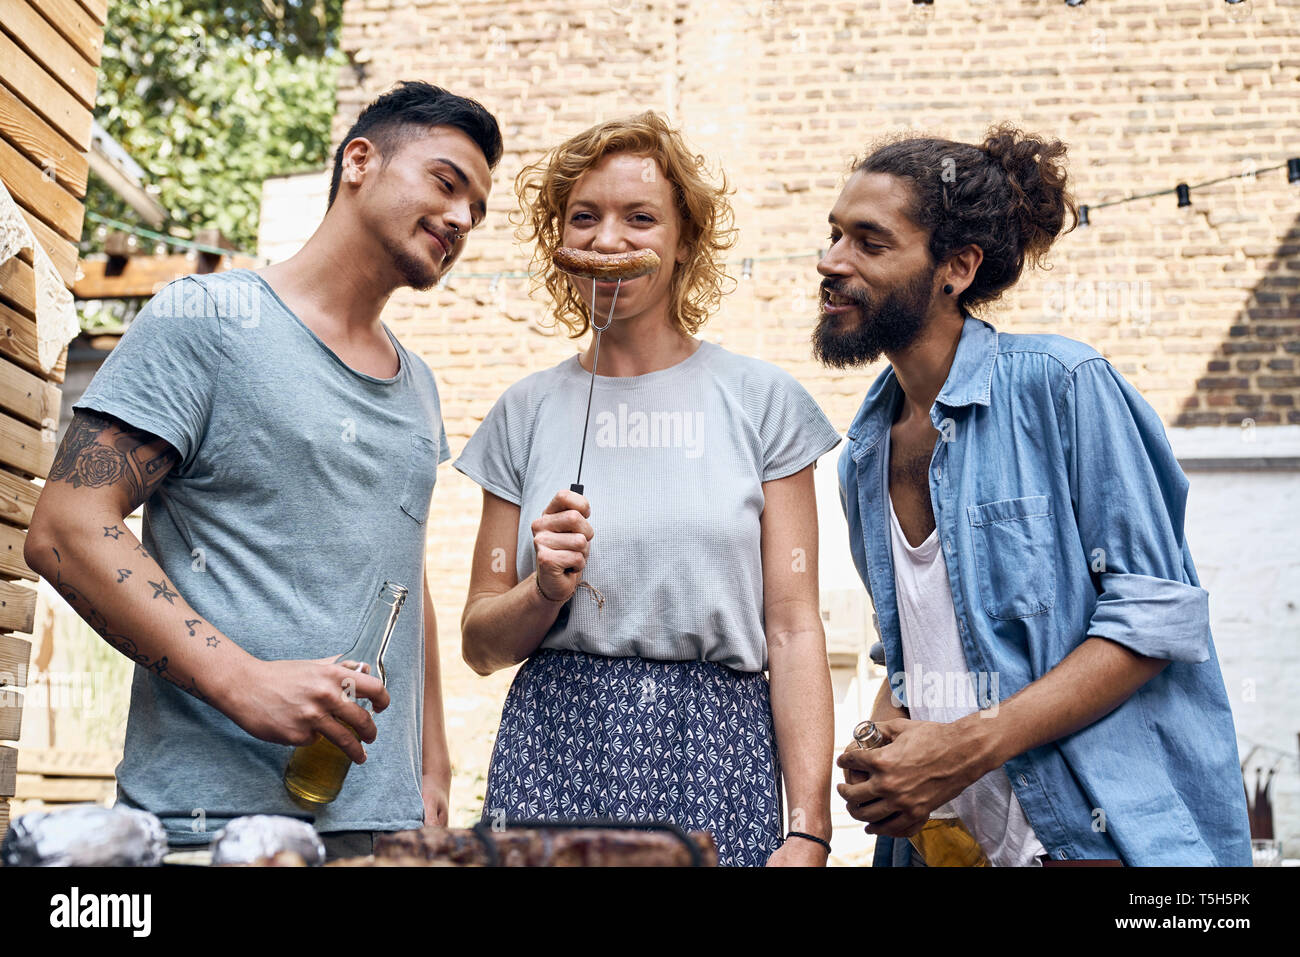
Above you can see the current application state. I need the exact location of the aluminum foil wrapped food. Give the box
[1,804,168,867]
[210,815,325,866]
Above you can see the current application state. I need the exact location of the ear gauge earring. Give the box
[943,283,954,295]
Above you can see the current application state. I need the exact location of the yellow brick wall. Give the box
[334,0,1300,824]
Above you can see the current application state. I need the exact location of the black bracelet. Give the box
[787,831,831,854]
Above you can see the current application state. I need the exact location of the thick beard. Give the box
[380,231,440,291]
[811,264,936,369]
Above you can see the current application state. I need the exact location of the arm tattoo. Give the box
[46,546,209,704]
[49,410,180,509]
[148,579,179,604]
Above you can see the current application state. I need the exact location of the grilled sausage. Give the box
[552,247,661,281]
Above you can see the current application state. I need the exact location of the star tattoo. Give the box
[205,635,220,648]
[103,525,124,539]
[148,579,179,604]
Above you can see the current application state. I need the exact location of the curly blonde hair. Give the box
[514,111,737,338]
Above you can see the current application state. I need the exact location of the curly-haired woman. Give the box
[455,113,840,866]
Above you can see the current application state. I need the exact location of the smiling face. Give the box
[560,151,687,327]
[813,171,940,368]
[343,124,492,290]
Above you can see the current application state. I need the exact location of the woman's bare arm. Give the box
[459,488,592,675]
[761,465,835,862]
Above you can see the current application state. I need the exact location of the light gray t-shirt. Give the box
[73,268,450,844]
[454,340,841,673]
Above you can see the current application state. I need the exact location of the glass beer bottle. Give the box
[283,581,408,806]
[850,719,990,867]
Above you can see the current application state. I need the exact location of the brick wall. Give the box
[336,0,1298,604]
[333,0,1300,830]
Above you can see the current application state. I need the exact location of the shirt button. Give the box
[945,540,953,554]
[1018,773,1029,786]
[935,467,942,480]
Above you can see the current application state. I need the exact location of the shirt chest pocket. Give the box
[399,433,440,524]
[967,494,1056,619]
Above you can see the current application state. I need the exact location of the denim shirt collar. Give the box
[846,313,997,451]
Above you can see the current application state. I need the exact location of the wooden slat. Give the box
[0,633,32,686]
[0,354,61,428]
[0,466,42,529]
[75,255,200,299]
[0,409,53,478]
[0,31,91,151]
[0,256,38,319]
[74,0,107,27]
[16,749,119,778]
[0,522,35,581]
[0,299,69,385]
[0,745,15,793]
[0,299,58,381]
[18,207,78,289]
[15,773,115,802]
[0,797,8,844]
[0,132,83,242]
[0,689,21,740]
[27,0,104,68]
[0,0,99,108]
[0,83,88,198]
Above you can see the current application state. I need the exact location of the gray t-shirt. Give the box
[73,268,450,843]
[454,340,840,672]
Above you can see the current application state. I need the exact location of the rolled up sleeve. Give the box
[1058,358,1211,663]
[1086,572,1210,663]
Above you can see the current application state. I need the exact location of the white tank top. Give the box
[885,439,1046,867]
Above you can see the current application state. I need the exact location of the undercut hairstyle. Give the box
[328,80,503,207]
[855,124,1078,312]
[514,111,737,338]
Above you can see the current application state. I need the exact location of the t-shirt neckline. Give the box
[561,338,713,386]
[241,269,406,385]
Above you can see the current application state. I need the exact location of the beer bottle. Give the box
[850,719,989,867]
[283,581,408,805]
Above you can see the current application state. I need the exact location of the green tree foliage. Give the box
[87,0,344,253]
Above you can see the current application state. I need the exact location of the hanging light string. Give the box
[83,210,248,257]
[1080,159,1295,224]
[83,156,1300,277]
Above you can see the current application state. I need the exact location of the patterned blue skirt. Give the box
[481,648,783,867]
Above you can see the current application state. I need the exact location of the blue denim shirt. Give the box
[838,315,1251,866]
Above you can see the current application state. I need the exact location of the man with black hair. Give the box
[26,82,501,858]
[822,128,1250,866]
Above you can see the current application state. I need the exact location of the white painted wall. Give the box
[1171,425,1300,858]
[257,169,330,264]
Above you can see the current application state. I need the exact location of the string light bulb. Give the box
[1288,158,1300,183]
[1225,0,1253,23]
[1078,204,1090,227]
[1175,183,1192,208]
[742,258,754,279]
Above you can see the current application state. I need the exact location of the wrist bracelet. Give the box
[787,831,831,854]
[535,573,566,602]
